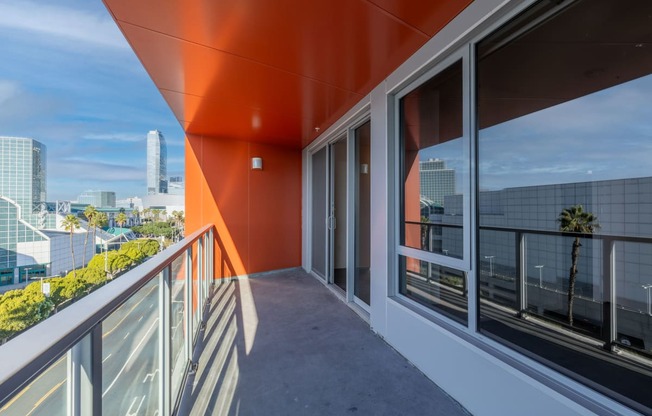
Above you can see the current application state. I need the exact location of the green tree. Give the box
[82,205,98,266]
[558,205,599,326]
[0,289,53,339]
[94,211,108,255]
[115,212,128,228]
[151,209,161,222]
[62,214,81,278]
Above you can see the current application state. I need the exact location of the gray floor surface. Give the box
[178,268,470,416]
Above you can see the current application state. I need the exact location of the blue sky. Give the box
[0,0,185,200]
[421,74,652,193]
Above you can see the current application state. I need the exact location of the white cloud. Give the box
[0,1,127,50]
[83,133,145,142]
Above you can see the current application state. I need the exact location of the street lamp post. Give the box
[535,265,544,287]
[484,256,495,277]
[642,284,652,316]
[24,267,31,286]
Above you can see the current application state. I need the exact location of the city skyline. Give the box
[0,0,185,200]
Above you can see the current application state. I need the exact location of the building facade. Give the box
[77,190,116,208]
[146,130,167,195]
[0,136,46,228]
[419,158,455,207]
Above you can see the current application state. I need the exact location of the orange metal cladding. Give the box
[103,0,471,276]
[103,0,472,148]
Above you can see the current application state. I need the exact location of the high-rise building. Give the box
[0,136,47,228]
[147,130,167,195]
[77,190,117,208]
[419,158,455,207]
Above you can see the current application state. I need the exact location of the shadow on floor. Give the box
[178,268,469,416]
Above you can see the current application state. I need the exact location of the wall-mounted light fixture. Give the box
[360,164,369,174]
[252,157,263,170]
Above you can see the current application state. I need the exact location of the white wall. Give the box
[49,233,94,276]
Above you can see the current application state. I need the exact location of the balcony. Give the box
[0,225,468,415]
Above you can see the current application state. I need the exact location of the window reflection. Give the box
[400,59,465,259]
[477,0,652,411]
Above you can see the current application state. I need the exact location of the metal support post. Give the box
[602,238,616,349]
[516,232,527,315]
[197,238,203,323]
[185,247,193,365]
[67,326,101,415]
[159,267,171,415]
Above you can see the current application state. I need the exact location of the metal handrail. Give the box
[0,223,214,408]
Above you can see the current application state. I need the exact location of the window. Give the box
[398,55,469,324]
[477,0,652,411]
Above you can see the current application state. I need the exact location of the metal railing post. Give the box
[159,267,171,415]
[67,326,101,416]
[602,238,616,350]
[517,231,527,315]
[185,247,193,361]
[198,238,204,324]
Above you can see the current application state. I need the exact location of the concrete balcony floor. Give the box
[178,268,469,415]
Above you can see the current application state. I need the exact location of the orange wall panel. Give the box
[185,134,302,278]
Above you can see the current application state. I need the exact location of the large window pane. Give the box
[477,0,652,411]
[400,59,465,259]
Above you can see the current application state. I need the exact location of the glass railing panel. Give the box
[524,233,603,337]
[0,355,66,416]
[170,254,187,406]
[479,229,517,309]
[102,277,160,415]
[614,241,652,355]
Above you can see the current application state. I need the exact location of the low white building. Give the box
[16,230,94,277]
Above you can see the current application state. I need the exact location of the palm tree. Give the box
[132,208,140,225]
[95,212,108,255]
[62,214,81,278]
[115,212,128,228]
[171,210,185,241]
[82,205,97,266]
[142,208,151,222]
[152,209,161,222]
[558,205,599,326]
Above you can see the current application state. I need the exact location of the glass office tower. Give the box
[147,130,168,195]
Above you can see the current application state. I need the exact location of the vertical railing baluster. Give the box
[185,247,193,360]
[159,267,171,415]
[602,238,616,350]
[517,231,527,315]
[67,326,100,416]
[198,238,203,324]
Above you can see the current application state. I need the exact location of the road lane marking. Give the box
[123,332,130,340]
[126,395,146,416]
[138,315,143,322]
[103,284,158,338]
[25,378,65,416]
[1,356,65,411]
[142,369,159,383]
[149,304,153,308]
[102,353,112,364]
[102,318,159,398]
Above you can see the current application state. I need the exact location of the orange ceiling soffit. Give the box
[103,0,472,148]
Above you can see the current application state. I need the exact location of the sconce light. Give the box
[360,164,369,174]
[251,157,263,170]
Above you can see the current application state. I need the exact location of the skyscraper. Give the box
[0,136,47,228]
[0,137,48,270]
[147,130,168,195]
[419,158,455,207]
